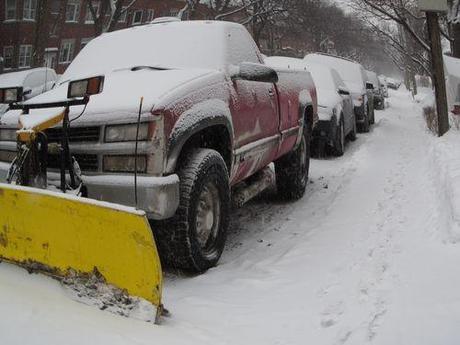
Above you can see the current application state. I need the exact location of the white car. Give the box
[0,67,57,116]
[304,53,373,133]
[266,56,356,156]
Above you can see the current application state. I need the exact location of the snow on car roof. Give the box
[366,70,379,86]
[304,53,365,92]
[0,68,54,88]
[61,20,244,81]
[266,56,336,91]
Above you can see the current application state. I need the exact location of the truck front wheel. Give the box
[275,122,311,200]
[156,149,230,273]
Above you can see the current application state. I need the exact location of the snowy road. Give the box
[1,89,460,344]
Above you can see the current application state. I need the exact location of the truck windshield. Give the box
[62,22,225,81]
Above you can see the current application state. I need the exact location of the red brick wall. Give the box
[0,0,202,75]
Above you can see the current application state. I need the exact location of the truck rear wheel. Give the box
[275,123,311,200]
[156,149,230,273]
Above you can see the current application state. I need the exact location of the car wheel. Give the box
[333,116,345,157]
[156,149,230,273]
[275,120,311,200]
[370,105,375,125]
[360,105,370,133]
[348,114,357,141]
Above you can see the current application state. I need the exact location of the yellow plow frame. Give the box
[0,183,163,318]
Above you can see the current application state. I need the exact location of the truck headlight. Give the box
[105,123,149,142]
[0,128,17,141]
[103,155,147,173]
[68,76,104,98]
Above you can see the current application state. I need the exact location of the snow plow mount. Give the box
[1,91,165,322]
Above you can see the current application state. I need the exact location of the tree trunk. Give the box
[32,0,51,68]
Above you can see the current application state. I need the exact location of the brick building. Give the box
[0,0,211,75]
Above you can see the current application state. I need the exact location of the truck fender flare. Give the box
[296,90,314,147]
[166,100,234,174]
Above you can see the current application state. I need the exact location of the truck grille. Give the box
[45,126,100,143]
[47,154,99,172]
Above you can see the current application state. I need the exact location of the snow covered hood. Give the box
[1,68,217,126]
[0,68,53,88]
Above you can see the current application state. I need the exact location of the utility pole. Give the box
[418,0,449,136]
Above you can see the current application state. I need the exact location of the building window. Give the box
[18,45,32,68]
[118,6,127,22]
[85,2,100,23]
[80,37,93,49]
[59,39,75,64]
[50,0,60,15]
[169,8,179,17]
[66,0,80,22]
[23,0,37,20]
[132,10,142,25]
[146,9,154,22]
[5,0,16,20]
[3,46,14,69]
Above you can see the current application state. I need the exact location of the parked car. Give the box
[0,68,57,117]
[0,20,318,272]
[378,75,389,98]
[444,55,460,117]
[367,70,384,111]
[266,56,356,156]
[386,78,400,90]
[304,53,373,132]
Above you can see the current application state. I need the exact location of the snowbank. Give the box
[428,130,460,241]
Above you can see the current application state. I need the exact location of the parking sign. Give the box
[417,0,448,12]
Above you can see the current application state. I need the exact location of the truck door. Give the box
[226,28,280,184]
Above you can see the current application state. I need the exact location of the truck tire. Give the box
[275,122,311,200]
[333,116,345,157]
[156,149,230,273]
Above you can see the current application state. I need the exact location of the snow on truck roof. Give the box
[61,21,248,81]
[0,68,55,88]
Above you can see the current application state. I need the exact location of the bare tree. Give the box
[85,0,138,36]
[447,0,460,57]
[349,0,432,93]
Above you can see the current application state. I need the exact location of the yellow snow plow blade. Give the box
[0,183,163,310]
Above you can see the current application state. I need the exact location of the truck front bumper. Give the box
[0,162,180,220]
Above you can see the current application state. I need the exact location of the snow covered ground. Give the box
[1,89,460,345]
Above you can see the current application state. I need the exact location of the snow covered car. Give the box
[0,67,57,117]
[0,20,317,272]
[304,53,372,132]
[266,56,356,156]
[386,78,400,90]
[367,70,384,110]
[444,55,460,116]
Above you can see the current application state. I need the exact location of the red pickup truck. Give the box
[0,20,317,272]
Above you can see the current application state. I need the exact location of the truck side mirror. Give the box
[338,86,350,96]
[230,62,278,83]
